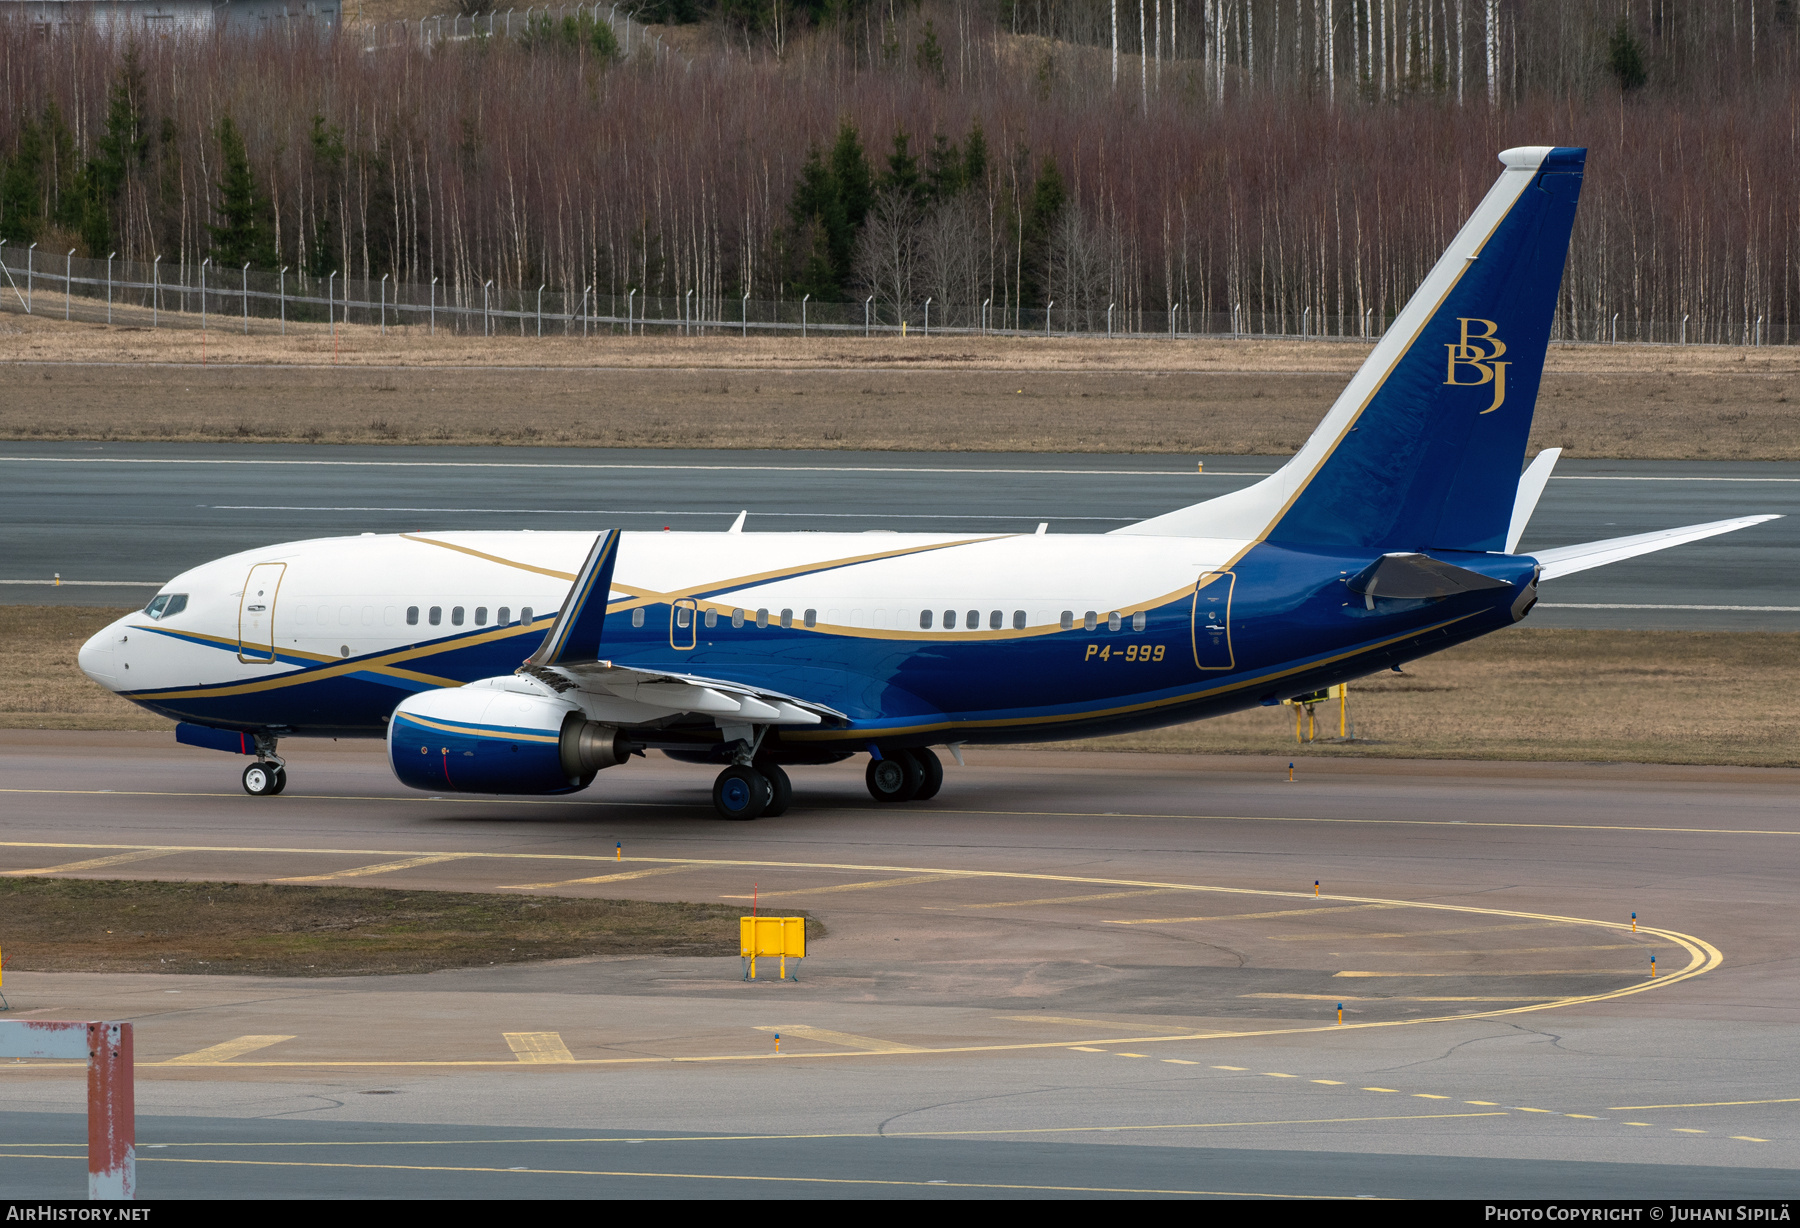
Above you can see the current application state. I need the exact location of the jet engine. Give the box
[388,679,631,795]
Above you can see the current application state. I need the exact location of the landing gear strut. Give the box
[242,733,286,797]
[865,748,943,804]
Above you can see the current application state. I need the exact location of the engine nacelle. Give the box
[388,680,631,795]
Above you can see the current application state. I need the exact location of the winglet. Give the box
[526,530,621,668]
[1506,447,1562,552]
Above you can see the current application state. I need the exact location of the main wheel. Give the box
[713,765,769,820]
[758,762,793,818]
[912,747,943,801]
[865,751,922,804]
[242,761,280,797]
[267,765,288,795]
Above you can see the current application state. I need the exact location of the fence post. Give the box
[200,257,210,333]
[801,293,809,338]
[684,288,693,336]
[537,283,545,337]
[1610,312,1618,344]
[430,277,437,335]
[279,267,287,334]
[242,263,251,334]
[742,293,748,337]
[152,255,161,327]
[1757,314,1765,346]
[328,270,336,346]
[1045,300,1054,335]
[626,287,635,336]
[107,252,115,324]
[1302,305,1310,338]
[865,296,872,337]
[982,297,991,335]
[65,248,74,320]
[26,242,36,313]
[1170,301,1180,337]
[1107,303,1114,337]
[582,285,591,337]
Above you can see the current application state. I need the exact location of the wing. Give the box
[519,528,842,729]
[1532,515,1781,580]
[521,659,843,727]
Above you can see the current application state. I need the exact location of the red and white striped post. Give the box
[0,1021,135,1199]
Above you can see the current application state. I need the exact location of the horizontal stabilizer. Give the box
[525,529,621,668]
[1533,515,1781,580]
[1349,553,1511,601]
[1507,447,1562,553]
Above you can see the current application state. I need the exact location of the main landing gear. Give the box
[711,761,792,821]
[865,748,943,804]
[242,733,286,797]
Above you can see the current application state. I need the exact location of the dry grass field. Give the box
[3,314,1797,457]
[0,878,799,975]
[15,607,1797,767]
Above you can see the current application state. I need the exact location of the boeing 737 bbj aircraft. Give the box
[78,146,1777,819]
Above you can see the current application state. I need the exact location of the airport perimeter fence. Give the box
[0,244,1789,348]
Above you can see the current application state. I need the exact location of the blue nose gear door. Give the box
[1191,571,1234,670]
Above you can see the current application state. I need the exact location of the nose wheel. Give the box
[243,761,287,796]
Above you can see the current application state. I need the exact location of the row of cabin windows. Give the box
[635,605,1150,633]
[405,605,534,628]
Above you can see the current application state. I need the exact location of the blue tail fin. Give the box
[1121,146,1584,552]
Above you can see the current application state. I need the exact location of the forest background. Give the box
[0,0,1796,339]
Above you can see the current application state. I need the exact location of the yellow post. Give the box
[1294,704,1302,744]
[615,842,621,861]
[1650,955,1656,978]
[1339,685,1347,738]
[1337,1003,1343,1025]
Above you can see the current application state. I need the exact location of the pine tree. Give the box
[208,115,276,269]
[879,129,925,211]
[0,116,44,245]
[1607,18,1648,91]
[81,51,150,257]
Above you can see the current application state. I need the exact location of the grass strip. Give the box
[0,878,819,976]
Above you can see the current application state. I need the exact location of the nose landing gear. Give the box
[242,760,286,796]
[242,732,287,796]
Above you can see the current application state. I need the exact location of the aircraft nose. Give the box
[78,623,118,688]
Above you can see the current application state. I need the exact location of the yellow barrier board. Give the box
[740,917,805,980]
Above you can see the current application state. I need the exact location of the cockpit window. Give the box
[144,594,188,620]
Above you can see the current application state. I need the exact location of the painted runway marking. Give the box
[278,853,476,882]
[162,1036,296,1066]
[951,888,1179,910]
[211,504,1136,523]
[0,455,1223,478]
[736,873,964,899]
[1608,1097,1800,1110]
[754,1026,922,1054]
[1334,970,1650,977]
[0,848,179,876]
[499,864,698,890]
[1266,924,1563,941]
[504,1033,575,1064]
[1540,603,1800,612]
[1242,994,1562,1003]
[1107,905,1397,925]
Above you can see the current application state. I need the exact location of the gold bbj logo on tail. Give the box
[1445,318,1509,413]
